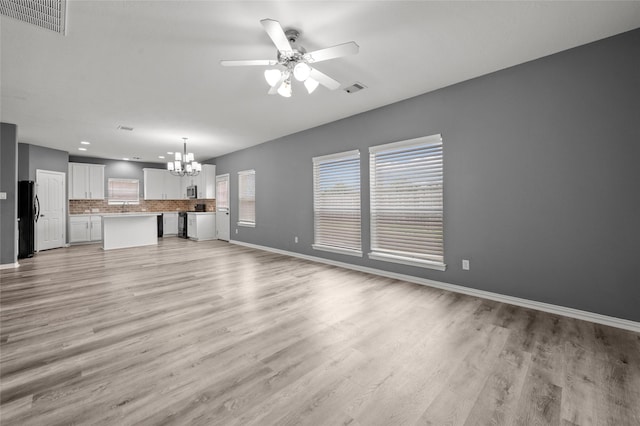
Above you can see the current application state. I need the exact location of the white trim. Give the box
[368,251,446,271]
[229,240,640,333]
[312,149,360,163]
[369,134,442,153]
[238,169,255,176]
[312,244,362,257]
[237,222,255,228]
[0,262,20,270]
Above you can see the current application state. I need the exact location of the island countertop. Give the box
[102,214,158,250]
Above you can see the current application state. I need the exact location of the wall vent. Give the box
[343,82,367,94]
[0,0,67,35]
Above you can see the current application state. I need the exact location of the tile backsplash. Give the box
[69,199,216,214]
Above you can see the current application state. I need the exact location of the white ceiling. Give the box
[2,1,639,164]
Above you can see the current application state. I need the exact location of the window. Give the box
[312,150,362,256]
[107,178,139,205]
[369,134,445,270]
[216,176,229,209]
[238,170,255,227]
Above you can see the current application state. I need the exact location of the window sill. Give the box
[237,222,255,228]
[368,252,446,271]
[313,244,363,258]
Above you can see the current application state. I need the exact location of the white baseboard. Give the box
[0,262,20,270]
[230,240,640,333]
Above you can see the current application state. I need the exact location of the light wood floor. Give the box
[1,238,638,425]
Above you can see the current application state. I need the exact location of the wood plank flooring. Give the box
[1,238,639,425]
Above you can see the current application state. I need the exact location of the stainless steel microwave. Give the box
[186,185,197,199]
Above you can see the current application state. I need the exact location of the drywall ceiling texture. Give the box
[215,29,640,322]
[1,1,640,162]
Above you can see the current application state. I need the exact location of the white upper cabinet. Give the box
[178,164,215,199]
[203,164,216,199]
[69,163,105,199]
[143,168,182,200]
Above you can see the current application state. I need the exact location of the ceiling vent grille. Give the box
[344,82,367,94]
[0,0,67,35]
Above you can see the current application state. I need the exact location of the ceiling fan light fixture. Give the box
[264,69,282,87]
[277,79,292,97]
[304,77,320,94]
[293,62,311,81]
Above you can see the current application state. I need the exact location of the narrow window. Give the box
[369,134,445,270]
[312,150,362,256]
[238,170,255,227]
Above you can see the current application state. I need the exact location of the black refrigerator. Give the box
[18,180,39,259]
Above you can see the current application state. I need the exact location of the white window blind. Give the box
[107,178,139,205]
[238,170,255,226]
[369,134,445,270]
[312,150,362,256]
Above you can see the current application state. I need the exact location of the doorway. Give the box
[35,169,66,251]
[215,174,230,241]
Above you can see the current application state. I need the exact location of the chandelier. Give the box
[167,138,201,176]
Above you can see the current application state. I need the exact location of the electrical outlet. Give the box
[0,192,7,200]
[294,236,298,243]
[462,259,470,270]
[235,229,238,234]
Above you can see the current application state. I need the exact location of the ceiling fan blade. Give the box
[260,19,292,53]
[220,59,278,67]
[304,42,359,63]
[308,68,341,91]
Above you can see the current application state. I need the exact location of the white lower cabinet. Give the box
[69,215,102,243]
[90,216,102,241]
[187,213,215,241]
[163,213,178,236]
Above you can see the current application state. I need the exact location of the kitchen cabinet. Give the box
[69,163,105,199]
[163,212,178,235]
[69,215,102,243]
[202,164,216,199]
[90,216,102,241]
[143,168,181,200]
[181,164,216,199]
[187,212,216,241]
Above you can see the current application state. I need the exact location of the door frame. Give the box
[215,173,230,241]
[35,169,66,252]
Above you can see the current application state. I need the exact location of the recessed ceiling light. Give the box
[123,157,129,161]
[80,141,90,145]
[167,152,173,155]
[158,155,165,159]
[78,147,87,151]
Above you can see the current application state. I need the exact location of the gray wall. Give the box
[68,156,166,197]
[215,29,640,322]
[1,123,18,266]
[18,143,69,181]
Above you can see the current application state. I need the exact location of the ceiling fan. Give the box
[220,19,359,97]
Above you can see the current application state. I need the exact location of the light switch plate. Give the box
[0,192,6,200]
[462,259,470,270]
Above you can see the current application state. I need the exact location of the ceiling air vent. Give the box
[343,82,367,94]
[0,0,67,35]
[117,125,134,131]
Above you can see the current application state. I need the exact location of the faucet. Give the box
[121,201,128,213]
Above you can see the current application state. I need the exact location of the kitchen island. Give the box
[102,213,159,250]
